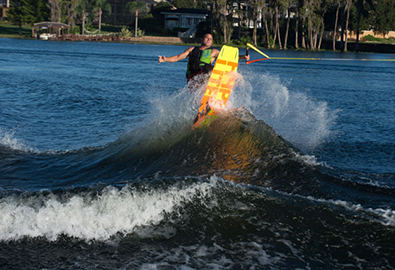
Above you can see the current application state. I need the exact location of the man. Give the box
[158,34,249,84]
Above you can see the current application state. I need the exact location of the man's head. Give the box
[201,34,213,48]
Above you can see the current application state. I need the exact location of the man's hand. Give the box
[239,54,250,61]
[158,55,166,64]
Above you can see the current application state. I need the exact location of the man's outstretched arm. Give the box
[158,47,194,64]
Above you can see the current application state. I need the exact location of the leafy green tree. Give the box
[22,0,49,25]
[140,1,172,34]
[37,0,50,21]
[369,0,395,34]
[126,0,148,37]
[174,0,206,9]
[7,0,25,34]
[354,0,373,51]
[94,0,111,35]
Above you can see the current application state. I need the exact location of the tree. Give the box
[126,1,148,37]
[262,2,271,47]
[216,0,227,43]
[343,0,352,51]
[22,0,50,25]
[223,0,234,44]
[313,0,328,50]
[174,0,206,9]
[332,0,342,50]
[7,0,25,35]
[37,0,50,21]
[283,0,292,49]
[249,0,263,46]
[354,0,373,51]
[235,1,245,40]
[77,0,91,35]
[47,0,62,22]
[64,0,81,32]
[369,0,395,34]
[294,0,302,49]
[270,0,282,49]
[94,0,111,35]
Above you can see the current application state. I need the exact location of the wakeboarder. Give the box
[158,34,249,86]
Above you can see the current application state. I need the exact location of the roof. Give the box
[161,8,208,15]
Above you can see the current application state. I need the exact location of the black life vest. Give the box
[186,47,213,78]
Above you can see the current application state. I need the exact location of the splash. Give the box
[0,127,37,153]
[139,69,337,152]
[232,72,337,151]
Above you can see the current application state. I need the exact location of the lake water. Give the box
[0,38,394,269]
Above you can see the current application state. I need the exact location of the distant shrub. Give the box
[120,26,132,38]
[71,25,80,34]
[137,28,145,37]
[362,34,380,42]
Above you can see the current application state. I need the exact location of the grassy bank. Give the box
[0,22,174,39]
[361,34,395,44]
[0,21,32,38]
[0,21,121,38]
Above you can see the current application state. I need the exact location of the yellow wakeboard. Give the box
[193,45,239,128]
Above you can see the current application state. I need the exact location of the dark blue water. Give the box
[0,38,394,269]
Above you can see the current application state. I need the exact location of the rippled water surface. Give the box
[0,38,394,269]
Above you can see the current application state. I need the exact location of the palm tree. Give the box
[355,0,373,52]
[283,0,292,49]
[65,0,81,32]
[332,0,342,50]
[77,0,91,35]
[250,0,265,47]
[94,0,111,35]
[126,1,148,37]
[343,0,352,51]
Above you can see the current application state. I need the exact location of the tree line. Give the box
[6,0,395,51]
[200,0,395,51]
[6,0,146,36]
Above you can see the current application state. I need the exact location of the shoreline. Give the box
[1,34,395,54]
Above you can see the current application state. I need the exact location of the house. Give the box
[162,8,208,31]
[0,0,9,19]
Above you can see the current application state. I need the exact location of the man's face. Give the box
[202,34,213,48]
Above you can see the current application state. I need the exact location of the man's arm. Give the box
[211,49,250,62]
[239,54,250,61]
[158,47,194,64]
[211,49,220,63]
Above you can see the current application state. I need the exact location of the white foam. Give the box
[0,179,218,241]
[0,127,37,153]
[292,152,322,166]
[309,197,395,227]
